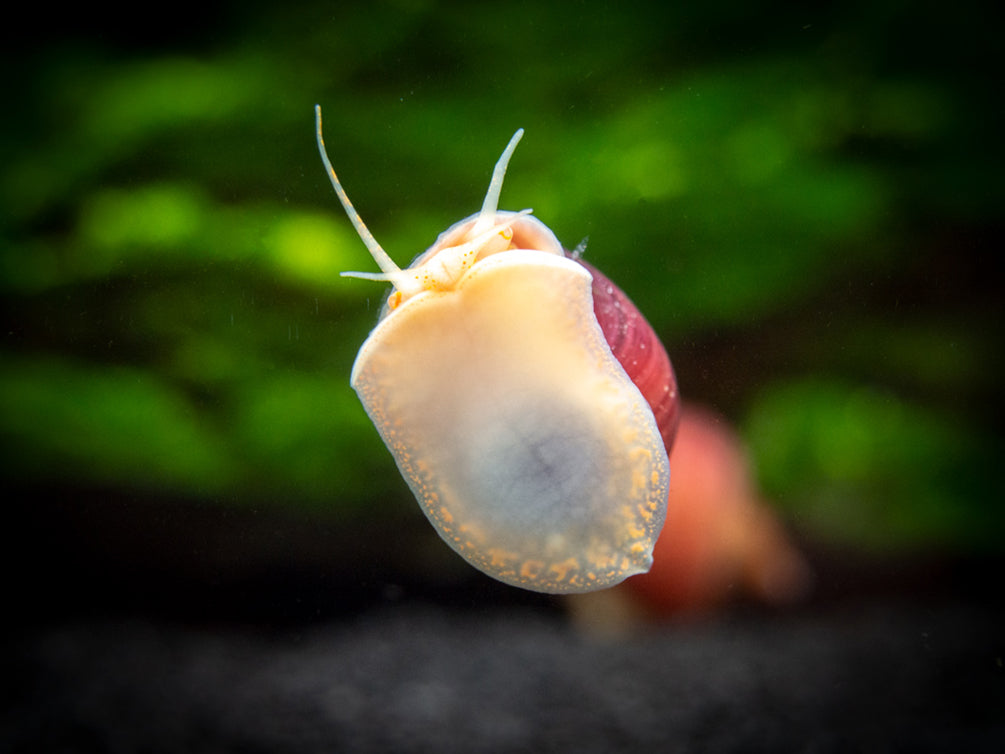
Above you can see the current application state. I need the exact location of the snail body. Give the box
[316,107,678,593]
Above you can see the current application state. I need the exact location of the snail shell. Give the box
[316,107,679,593]
[581,259,681,454]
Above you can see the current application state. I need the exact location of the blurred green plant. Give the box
[745,379,1004,554]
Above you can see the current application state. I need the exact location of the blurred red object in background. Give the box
[568,404,812,632]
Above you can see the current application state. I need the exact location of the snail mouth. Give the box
[418,211,566,269]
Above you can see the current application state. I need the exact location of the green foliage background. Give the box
[2,0,1001,565]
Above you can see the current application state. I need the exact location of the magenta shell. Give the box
[573,258,681,455]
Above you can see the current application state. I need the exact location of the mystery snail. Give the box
[316,106,679,593]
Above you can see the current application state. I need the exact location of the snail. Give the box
[316,106,680,593]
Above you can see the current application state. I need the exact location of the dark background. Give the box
[2,1,1002,751]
